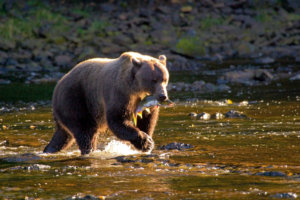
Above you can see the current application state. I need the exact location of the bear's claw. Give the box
[131,132,154,152]
[143,135,154,152]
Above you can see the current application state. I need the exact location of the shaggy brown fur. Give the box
[43,52,169,155]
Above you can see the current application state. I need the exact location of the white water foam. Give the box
[90,139,154,158]
[103,140,141,155]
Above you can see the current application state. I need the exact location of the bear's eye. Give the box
[152,79,157,83]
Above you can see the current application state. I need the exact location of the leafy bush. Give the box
[176,36,205,57]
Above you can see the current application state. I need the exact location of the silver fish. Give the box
[136,96,174,113]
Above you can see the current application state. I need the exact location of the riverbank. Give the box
[0,0,299,83]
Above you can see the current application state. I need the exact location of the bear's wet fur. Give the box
[43,52,169,155]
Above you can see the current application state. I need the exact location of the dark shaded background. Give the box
[0,0,299,83]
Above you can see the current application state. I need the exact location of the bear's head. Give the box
[130,54,169,102]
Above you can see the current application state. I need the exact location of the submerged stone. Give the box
[225,110,247,119]
[290,73,300,81]
[24,164,51,171]
[255,57,275,64]
[115,156,136,163]
[0,79,11,85]
[270,192,297,199]
[256,171,286,177]
[197,112,211,120]
[212,112,225,119]
[188,112,197,119]
[66,194,104,200]
[2,153,42,163]
[0,140,9,146]
[160,142,193,150]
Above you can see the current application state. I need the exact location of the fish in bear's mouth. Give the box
[132,96,174,126]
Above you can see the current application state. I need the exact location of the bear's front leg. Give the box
[136,106,159,137]
[106,109,154,152]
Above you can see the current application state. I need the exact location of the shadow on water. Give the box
[0,68,300,199]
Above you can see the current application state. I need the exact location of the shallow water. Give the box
[1,73,300,199]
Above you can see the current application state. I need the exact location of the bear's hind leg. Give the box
[67,126,98,155]
[43,124,75,153]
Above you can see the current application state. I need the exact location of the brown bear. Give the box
[43,52,169,155]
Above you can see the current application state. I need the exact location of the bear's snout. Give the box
[154,84,169,103]
[158,94,168,102]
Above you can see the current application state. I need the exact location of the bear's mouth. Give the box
[159,99,174,106]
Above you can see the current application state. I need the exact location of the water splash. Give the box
[1,137,150,161]
[40,140,144,158]
[103,140,141,156]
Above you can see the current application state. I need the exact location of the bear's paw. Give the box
[131,131,154,152]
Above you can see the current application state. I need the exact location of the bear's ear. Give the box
[131,57,142,80]
[131,57,142,68]
[159,55,167,65]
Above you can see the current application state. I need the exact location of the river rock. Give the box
[212,112,225,119]
[270,193,297,199]
[167,82,190,92]
[254,70,274,82]
[54,55,72,67]
[0,79,11,85]
[0,140,9,146]
[160,142,193,150]
[112,34,133,47]
[23,164,51,171]
[220,69,274,85]
[167,81,230,93]
[28,72,64,84]
[290,73,300,81]
[115,156,136,163]
[0,40,16,51]
[255,57,275,64]
[6,58,18,66]
[256,171,286,177]
[66,194,104,200]
[101,44,126,55]
[188,112,197,119]
[225,110,247,118]
[197,112,211,120]
[2,153,42,163]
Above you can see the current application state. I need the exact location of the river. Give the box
[0,69,300,199]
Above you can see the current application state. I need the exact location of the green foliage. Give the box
[0,0,112,42]
[286,13,300,21]
[255,10,274,23]
[0,4,67,41]
[0,1,6,16]
[89,20,110,34]
[176,36,205,57]
[76,28,88,37]
[73,8,91,18]
[32,8,65,24]
[0,18,31,40]
[144,38,153,46]
[199,17,225,30]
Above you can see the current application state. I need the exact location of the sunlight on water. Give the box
[39,150,81,157]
